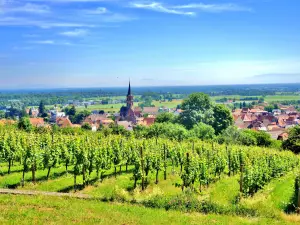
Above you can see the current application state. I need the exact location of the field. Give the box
[75,95,300,113]
[1,166,300,224]
[1,125,300,224]
[1,194,295,225]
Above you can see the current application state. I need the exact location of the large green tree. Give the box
[178,93,214,129]
[283,126,300,153]
[181,93,212,112]
[212,104,233,134]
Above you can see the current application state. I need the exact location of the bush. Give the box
[81,122,92,130]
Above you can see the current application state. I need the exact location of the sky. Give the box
[0,0,300,89]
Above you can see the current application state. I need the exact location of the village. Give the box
[15,82,299,141]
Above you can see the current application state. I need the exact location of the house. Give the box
[277,132,289,141]
[137,116,156,126]
[247,121,267,131]
[83,114,113,128]
[0,119,16,126]
[117,121,133,131]
[281,106,297,114]
[234,116,245,129]
[272,109,281,115]
[241,108,250,114]
[143,107,159,116]
[134,107,142,117]
[143,117,156,126]
[267,128,286,140]
[50,111,66,122]
[56,117,73,128]
[29,118,45,127]
[27,107,39,117]
[267,123,280,131]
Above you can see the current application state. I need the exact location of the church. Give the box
[120,81,137,124]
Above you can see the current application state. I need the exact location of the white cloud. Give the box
[3,3,51,14]
[0,16,95,28]
[130,1,252,16]
[174,3,252,12]
[60,28,88,37]
[130,2,195,16]
[31,40,72,45]
[32,40,55,44]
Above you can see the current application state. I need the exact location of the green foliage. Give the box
[155,112,175,123]
[212,104,233,134]
[81,123,92,130]
[189,122,215,140]
[283,126,300,153]
[181,93,212,112]
[217,126,274,147]
[38,100,47,117]
[17,117,32,132]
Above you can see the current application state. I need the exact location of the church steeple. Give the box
[127,80,131,96]
[126,80,133,109]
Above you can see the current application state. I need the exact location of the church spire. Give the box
[127,80,131,96]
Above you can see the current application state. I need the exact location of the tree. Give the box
[0,111,5,119]
[283,126,300,153]
[189,122,215,140]
[212,104,233,135]
[217,126,241,145]
[181,93,212,112]
[29,108,33,117]
[258,97,264,103]
[264,105,275,113]
[39,100,47,117]
[177,93,215,129]
[18,117,32,132]
[178,108,214,130]
[74,110,91,124]
[155,112,175,123]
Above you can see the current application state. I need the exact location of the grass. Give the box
[264,95,300,102]
[240,171,298,217]
[1,194,299,225]
[208,175,240,206]
[1,164,300,224]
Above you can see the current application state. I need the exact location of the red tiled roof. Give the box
[29,118,44,127]
[56,117,73,128]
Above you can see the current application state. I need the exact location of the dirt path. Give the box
[0,188,92,199]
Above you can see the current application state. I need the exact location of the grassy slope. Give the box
[1,164,300,224]
[0,194,297,225]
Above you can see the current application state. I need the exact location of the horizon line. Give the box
[0,82,300,91]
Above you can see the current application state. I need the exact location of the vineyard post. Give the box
[164,144,167,180]
[297,188,300,211]
[140,146,145,191]
[240,163,244,193]
[74,174,77,191]
[119,140,123,173]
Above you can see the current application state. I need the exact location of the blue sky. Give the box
[0,0,300,89]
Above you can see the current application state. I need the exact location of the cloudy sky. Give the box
[0,0,300,89]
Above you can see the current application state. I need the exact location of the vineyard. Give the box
[0,125,300,220]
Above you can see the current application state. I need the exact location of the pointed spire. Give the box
[127,79,131,96]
